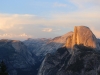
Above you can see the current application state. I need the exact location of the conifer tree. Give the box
[0,61,8,75]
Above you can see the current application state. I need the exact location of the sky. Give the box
[0,0,100,40]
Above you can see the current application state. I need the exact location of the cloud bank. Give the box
[0,11,100,40]
[0,0,100,40]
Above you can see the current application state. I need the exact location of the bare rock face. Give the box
[66,35,73,49]
[66,26,100,50]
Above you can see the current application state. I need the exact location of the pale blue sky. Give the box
[0,0,77,15]
[0,0,100,40]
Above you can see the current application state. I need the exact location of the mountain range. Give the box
[0,26,100,75]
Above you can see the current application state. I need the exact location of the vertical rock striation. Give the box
[66,26,100,50]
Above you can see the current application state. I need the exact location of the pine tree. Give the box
[0,61,8,75]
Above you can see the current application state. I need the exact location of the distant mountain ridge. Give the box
[23,31,73,59]
[0,39,36,75]
[0,31,74,75]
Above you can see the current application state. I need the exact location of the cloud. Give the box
[0,33,32,40]
[0,11,100,40]
[53,2,67,7]
[70,0,100,4]
[42,28,53,32]
[69,0,100,8]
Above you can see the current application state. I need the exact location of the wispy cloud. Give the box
[53,2,67,7]
[0,33,32,40]
[69,0,100,8]
[42,28,53,32]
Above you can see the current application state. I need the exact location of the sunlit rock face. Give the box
[66,26,100,50]
[66,35,73,49]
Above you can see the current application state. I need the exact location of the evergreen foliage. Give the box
[0,61,8,75]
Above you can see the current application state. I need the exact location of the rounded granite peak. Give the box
[66,26,100,50]
[74,26,89,28]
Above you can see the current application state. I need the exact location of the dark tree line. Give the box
[0,61,8,75]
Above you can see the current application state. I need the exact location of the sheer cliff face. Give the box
[66,26,100,50]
